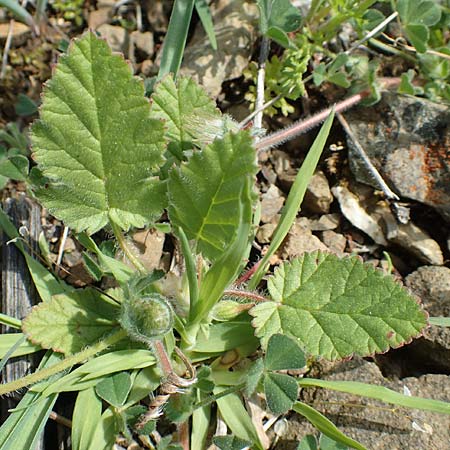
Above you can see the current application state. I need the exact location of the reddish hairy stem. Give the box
[223,289,268,302]
[255,78,401,151]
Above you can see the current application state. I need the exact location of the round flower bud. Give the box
[119,293,173,345]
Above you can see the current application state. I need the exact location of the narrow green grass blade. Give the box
[191,402,211,450]
[158,0,196,79]
[0,206,71,301]
[248,110,334,289]
[0,352,62,450]
[35,0,48,21]
[85,407,116,450]
[72,388,102,450]
[429,317,450,327]
[195,0,217,50]
[299,378,450,415]
[0,0,36,29]
[293,402,366,450]
[0,313,21,329]
[0,333,41,360]
[215,388,263,449]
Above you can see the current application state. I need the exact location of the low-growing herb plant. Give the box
[0,31,449,450]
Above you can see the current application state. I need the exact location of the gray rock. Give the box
[180,0,258,98]
[97,24,128,54]
[304,171,333,214]
[374,203,444,265]
[260,185,284,223]
[308,213,340,231]
[345,91,450,221]
[320,230,346,255]
[405,266,450,373]
[280,358,450,449]
[280,222,327,259]
[131,30,154,58]
[256,222,276,244]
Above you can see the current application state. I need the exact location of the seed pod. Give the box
[120,293,173,345]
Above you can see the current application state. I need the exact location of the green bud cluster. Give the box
[119,293,173,345]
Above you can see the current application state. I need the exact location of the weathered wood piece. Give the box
[0,195,44,448]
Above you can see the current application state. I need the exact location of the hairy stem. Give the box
[0,329,127,396]
[223,289,268,303]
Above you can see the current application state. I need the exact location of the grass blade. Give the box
[429,317,450,327]
[0,0,36,30]
[195,0,217,50]
[158,0,196,79]
[72,388,103,450]
[215,388,263,449]
[299,378,450,415]
[293,401,366,450]
[248,109,335,289]
[0,352,62,450]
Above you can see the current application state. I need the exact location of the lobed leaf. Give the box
[150,76,228,160]
[22,288,119,354]
[250,251,427,360]
[168,131,257,262]
[32,32,167,234]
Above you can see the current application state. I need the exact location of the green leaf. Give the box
[298,435,318,450]
[151,76,225,160]
[0,0,36,30]
[397,0,441,27]
[299,378,450,415]
[0,333,41,359]
[257,0,302,35]
[32,32,167,234]
[85,407,117,450]
[168,131,257,262]
[251,251,427,360]
[293,402,366,450]
[0,206,71,302]
[195,0,217,50]
[192,320,258,353]
[157,0,195,79]
[265,333,305,370]
[0,352,62,450]
[22,288,119,354]
[245,358,265,397]
[213,435,252,450]
[95,372,132,407]
[76,232,133,284]
[189,179,254,327]
[165,391,196,423]
[15,93,38,117]
[429,316,450,327]
[35,349,156,397]
[72,388,102,450]
[215,388,263,449]
[405,23,429,53]
[264,372,298,414]
[0,155,28,180]
[320,434,350,450]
